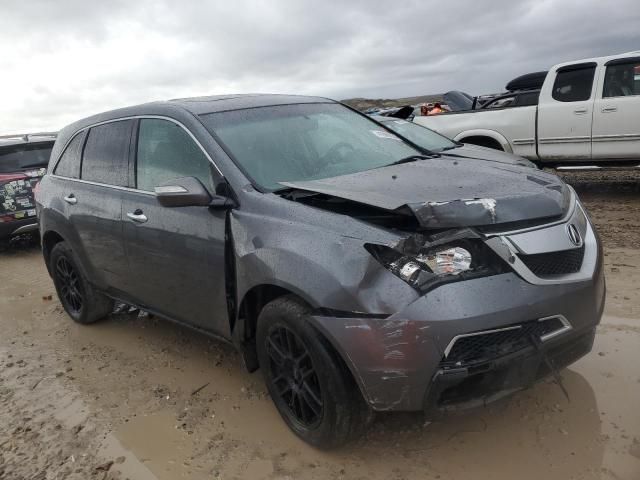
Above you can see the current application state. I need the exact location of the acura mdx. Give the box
[37,95,605,447]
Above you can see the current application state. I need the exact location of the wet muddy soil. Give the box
[1,171,639,479]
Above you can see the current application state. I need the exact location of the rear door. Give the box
[120,118,229,335]
[537,62,597,161]
[592,57,640,159]
[63,120,132,292]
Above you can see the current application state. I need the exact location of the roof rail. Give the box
[0,132,58,142]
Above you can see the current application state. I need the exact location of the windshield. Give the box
[378,118,458,152]
[200,103,422,191]
[0,143,53,173]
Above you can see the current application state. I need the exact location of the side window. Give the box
[81,120,132,186]
[552,65,596,102]
[54,132,84,179]
[603,61,640,98]
[515,91,540,107]
[136,119,214,192]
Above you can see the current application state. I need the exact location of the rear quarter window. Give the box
[81,120,133,186]
[515,91,540,106]
[0,143,53,173]
[54,133,85,179]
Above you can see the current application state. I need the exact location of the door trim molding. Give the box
[538,136,590,144]
[592,133,640,142]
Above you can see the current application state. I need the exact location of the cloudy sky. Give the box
[1,0,639,134]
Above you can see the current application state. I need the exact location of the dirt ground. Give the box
[1,171,639,480]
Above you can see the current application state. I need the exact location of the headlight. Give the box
[417,247,472,275]
[366,239,506,291]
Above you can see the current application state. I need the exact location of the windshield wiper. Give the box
[439,145,460,152]
[386,154,437,167]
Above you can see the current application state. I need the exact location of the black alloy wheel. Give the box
[257,295,370,448]
[266,325,324,427]
[55,256,84,315]
[49,241,113,324]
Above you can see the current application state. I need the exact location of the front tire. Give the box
[256,295,368,448]
[50,242,113,324]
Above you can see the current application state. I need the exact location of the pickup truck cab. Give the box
[414,51,640,166]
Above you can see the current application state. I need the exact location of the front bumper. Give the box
[311,210,605,412]
[425,325,596,411]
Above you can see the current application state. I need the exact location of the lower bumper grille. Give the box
[432,327,595,409]
[518,246,585,276]
[442,316,569,367]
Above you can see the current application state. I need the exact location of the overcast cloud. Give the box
[1,0,639,133]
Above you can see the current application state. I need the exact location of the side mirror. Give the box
[154,177,212,207]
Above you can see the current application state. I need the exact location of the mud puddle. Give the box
[90,314,640,480]
[1,249,639,479]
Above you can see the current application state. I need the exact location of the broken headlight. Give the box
[365,239,507,291]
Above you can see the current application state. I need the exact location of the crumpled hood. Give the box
[280,157,570,228]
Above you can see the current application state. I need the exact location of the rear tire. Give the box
[50,242,113,324]
[257,295,369,449]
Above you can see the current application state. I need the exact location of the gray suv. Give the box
[37,95,605,448]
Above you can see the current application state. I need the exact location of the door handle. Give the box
[573,108,588,115]
[63,194,77,205]
[126,210,148,223]
[601,106,618,113]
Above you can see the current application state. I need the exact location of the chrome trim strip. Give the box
[538,314,572,341]
[512,138,535,145]
[52,115,224,177]
[592,133,640,142]
[443,326,522,358]
[48,175,156,195]
[443,314,572,359]
[485,202,597,286]
[11,223,38,235]
[539,136,590,144]
[556,164,640,171]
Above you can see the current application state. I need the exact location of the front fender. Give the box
[231,211,418,315]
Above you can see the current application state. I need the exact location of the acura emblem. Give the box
[567,224,582,246]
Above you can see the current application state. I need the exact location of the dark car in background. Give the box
[37,95,604,448]
[0,133,55,248]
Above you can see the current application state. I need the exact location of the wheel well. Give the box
[234,285,294,371]
[42,231,64,270]
[459,135,504,151]
[235,287,363,402]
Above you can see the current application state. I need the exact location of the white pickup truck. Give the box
[414,51,640,166]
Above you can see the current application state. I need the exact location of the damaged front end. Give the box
[278,183,603,413]
[364,228,510,293]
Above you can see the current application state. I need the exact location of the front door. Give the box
[592,57,640,160]
[537,63,597,161]
[121,118,229,335]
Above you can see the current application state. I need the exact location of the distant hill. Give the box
[341,94,445,111]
